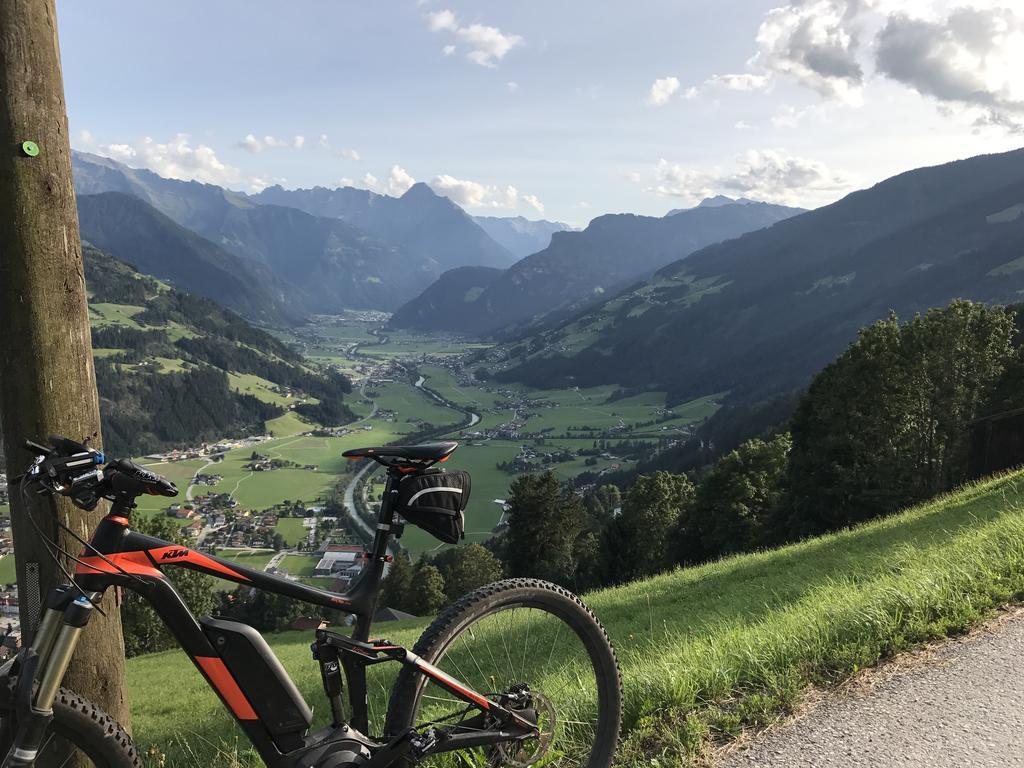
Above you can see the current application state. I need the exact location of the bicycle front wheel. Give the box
[0,686,141,767]
[385,579,622,768]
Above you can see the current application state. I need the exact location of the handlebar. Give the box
[18,436,178,511]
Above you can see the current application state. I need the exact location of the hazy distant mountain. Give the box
[77,192,305,326]
[500,148,1024,403]
[73,152,432,311]
[472,216,573,259]
[667,195,794,216]
[388,266,504,331]
[389,200,803,336]
[252,182,516,270]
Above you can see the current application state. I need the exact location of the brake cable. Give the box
[18,476,107,615]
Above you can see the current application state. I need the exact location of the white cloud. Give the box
[507,81,520,93]
[430,174,544,213]
[735,120,756,130]
[644,149,852,208]
[647,76,681,106]
[685,0,869,105]
[316,134,360,160]
[875,5,1024,132]
[684,0,1024,135]
[751,0,867,103]
[360,165,417,196]
[96,133,271,192]
[426,9,523,67]
[427,9,457,31]
[707,73,771,92]
[237,133,307,153]
[522,194,545,214]
[74,129,95,147]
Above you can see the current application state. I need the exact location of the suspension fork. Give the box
[2,587,95,767]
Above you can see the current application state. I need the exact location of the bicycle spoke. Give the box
[409,599,612,767]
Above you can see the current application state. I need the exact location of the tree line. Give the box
[467,300,1024,592]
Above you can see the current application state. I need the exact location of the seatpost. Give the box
[351,468,400,643]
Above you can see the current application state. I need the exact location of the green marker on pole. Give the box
[20,140,39,157]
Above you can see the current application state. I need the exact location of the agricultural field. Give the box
[115,316,719,556]
[278,553,318,578]
[274,516,308,547]
[127,471,1024,766]
[89,302,145,329]
[0,554,15,586]
[227,372,316,407]
[215,548,275,572]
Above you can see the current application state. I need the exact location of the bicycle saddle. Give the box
[343,442,458,466]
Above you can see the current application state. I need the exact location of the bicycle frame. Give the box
[9,466,537,768]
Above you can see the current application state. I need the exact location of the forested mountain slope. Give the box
[78,192,305,326]
[389,199,803,335]
[83,247,352,455]
[500,148,1024,402]
[387,266,505,331]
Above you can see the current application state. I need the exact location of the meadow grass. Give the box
[0,554,15,586]
[127,470,1024,766]
[273,517,308,546]
[265,411,314,438]
[279,554,318,577]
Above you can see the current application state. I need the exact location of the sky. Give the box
[58,0,1024,226]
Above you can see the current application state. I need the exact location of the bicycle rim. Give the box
[409,602,610,767]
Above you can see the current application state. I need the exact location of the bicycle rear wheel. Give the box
[385,579,621,768]
[0,686,140,767]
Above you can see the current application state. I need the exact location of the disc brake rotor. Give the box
[493,692,556,768]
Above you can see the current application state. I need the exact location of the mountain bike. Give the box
[0,437,621,767]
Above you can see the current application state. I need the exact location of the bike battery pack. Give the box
[201,616,313,749]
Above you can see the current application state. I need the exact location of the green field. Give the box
[127,470,1024,765]
[215,548,274,572]
[266,411,313,438]
[274,517,308,547]
[0,554,15,587]
[227,373,313,407]
[103,319,720,556]
[279,553,318,577]
[89,302,145,330]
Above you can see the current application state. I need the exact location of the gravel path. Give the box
[721,614,1024,767]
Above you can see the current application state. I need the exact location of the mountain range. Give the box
[72,152,562,320]
[497,147,1024,404]
[252,182,518,271]
[471,215,573,259]
[389,199,803,335]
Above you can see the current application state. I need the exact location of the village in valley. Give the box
[0,313,720,646]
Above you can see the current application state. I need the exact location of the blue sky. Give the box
[59,1,1024,225]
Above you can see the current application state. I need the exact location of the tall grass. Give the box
[127,472,1024,766]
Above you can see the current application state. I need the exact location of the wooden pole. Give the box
[0,0,130,728]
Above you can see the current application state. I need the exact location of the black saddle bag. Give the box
[395,469,471,544]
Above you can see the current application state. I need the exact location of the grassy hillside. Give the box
[83,247,353,456]
[501,148,1024,404]
[129,470,1024,766]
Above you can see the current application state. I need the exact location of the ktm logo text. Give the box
[160,549,189,560]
